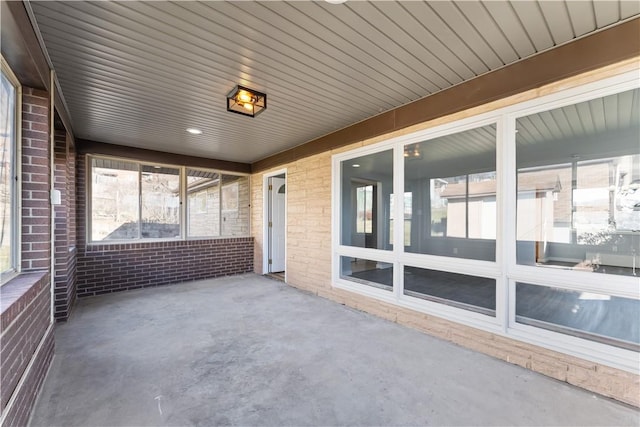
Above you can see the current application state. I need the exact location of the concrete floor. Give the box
[31,274,638,426]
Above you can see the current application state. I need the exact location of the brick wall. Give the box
[21,89,51,271]
[250,65,640,407]
[0,273,53,426]
[66,135,77,315]
[76,155,253,297]
[76,238,254,297]
[0,88,55,426]
[53,130,77,321]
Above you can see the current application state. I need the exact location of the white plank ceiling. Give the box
[29,0,640,164]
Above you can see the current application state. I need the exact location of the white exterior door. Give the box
[269,177,286,272]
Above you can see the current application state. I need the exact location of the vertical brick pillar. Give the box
[66,135,77,317]
[21,88,51,271]
[53,129,76,321]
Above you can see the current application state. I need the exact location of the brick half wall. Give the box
[76,238,254,297]
[0,273,53,426]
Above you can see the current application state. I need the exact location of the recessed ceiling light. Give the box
[352,164,360,168]
[325,0,347,3]
[186,128,203,135]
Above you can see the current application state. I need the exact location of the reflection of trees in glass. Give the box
[91,166,139,240]
[140,169,180,238]
[91,162,250,240]
[141,171,179,225]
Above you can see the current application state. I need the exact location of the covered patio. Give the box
[31,275,637,426]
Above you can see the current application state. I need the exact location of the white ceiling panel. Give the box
[566,1,598,36]
[28,0,639,164]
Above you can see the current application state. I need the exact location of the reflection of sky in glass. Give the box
[1,71,15,272]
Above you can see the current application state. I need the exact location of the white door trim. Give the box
[263,168,287,278]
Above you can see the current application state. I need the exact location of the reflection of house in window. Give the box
[185,171,250,238]
[222,182,239,211]
[187,170,221,237]
[434,172,497,240]
[517,166,568,244]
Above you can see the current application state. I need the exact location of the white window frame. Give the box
[87,155,250,244]
[332,69,640,373]
[1,57,21,284]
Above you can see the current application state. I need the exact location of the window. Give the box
[187,169,220,238]
[335,126,498,305]
[220,174,250,237]
[91,159,140,240]
[140,166,180,238]
[340,256,392,291]
[516,88,640,277]
[405,124,497,261]
[333,71,639,372]
[1,61,19,279]
[389,192,411,246]
[89,158,249,242]
[340,150,393,250]
[515,282,639,351]
[221,180,239,211]
[404,267,496,316]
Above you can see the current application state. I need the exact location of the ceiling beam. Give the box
[77,139,251,174]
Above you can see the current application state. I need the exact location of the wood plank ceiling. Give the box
[29,1,639,164]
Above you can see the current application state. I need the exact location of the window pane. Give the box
[405,124,497,261]
[340,150,393,250]
[356,185,373,234]
[221,174,249,236]
[516,88,640,277]
[187,169,220,237]
[340,256,392,291]
[141,165,180,238]
[91,159,140,241]
[404,266,496,316]
[390,192,412,246]
[0,72,15,272]
[516,282,639,351]
[432,175,466,238]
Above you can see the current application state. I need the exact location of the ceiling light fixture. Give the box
[325,0,348,4]
[404,144,422,159]
[186,128,203,135]
[226,85,267,117]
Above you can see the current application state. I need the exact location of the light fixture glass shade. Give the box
[226,85,267,117]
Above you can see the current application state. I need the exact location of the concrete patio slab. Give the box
[30,274,638,426]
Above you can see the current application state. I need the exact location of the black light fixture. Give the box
[226,85,267,117]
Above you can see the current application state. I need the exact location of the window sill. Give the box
[85,235,252,247]
[1,271,48,330]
